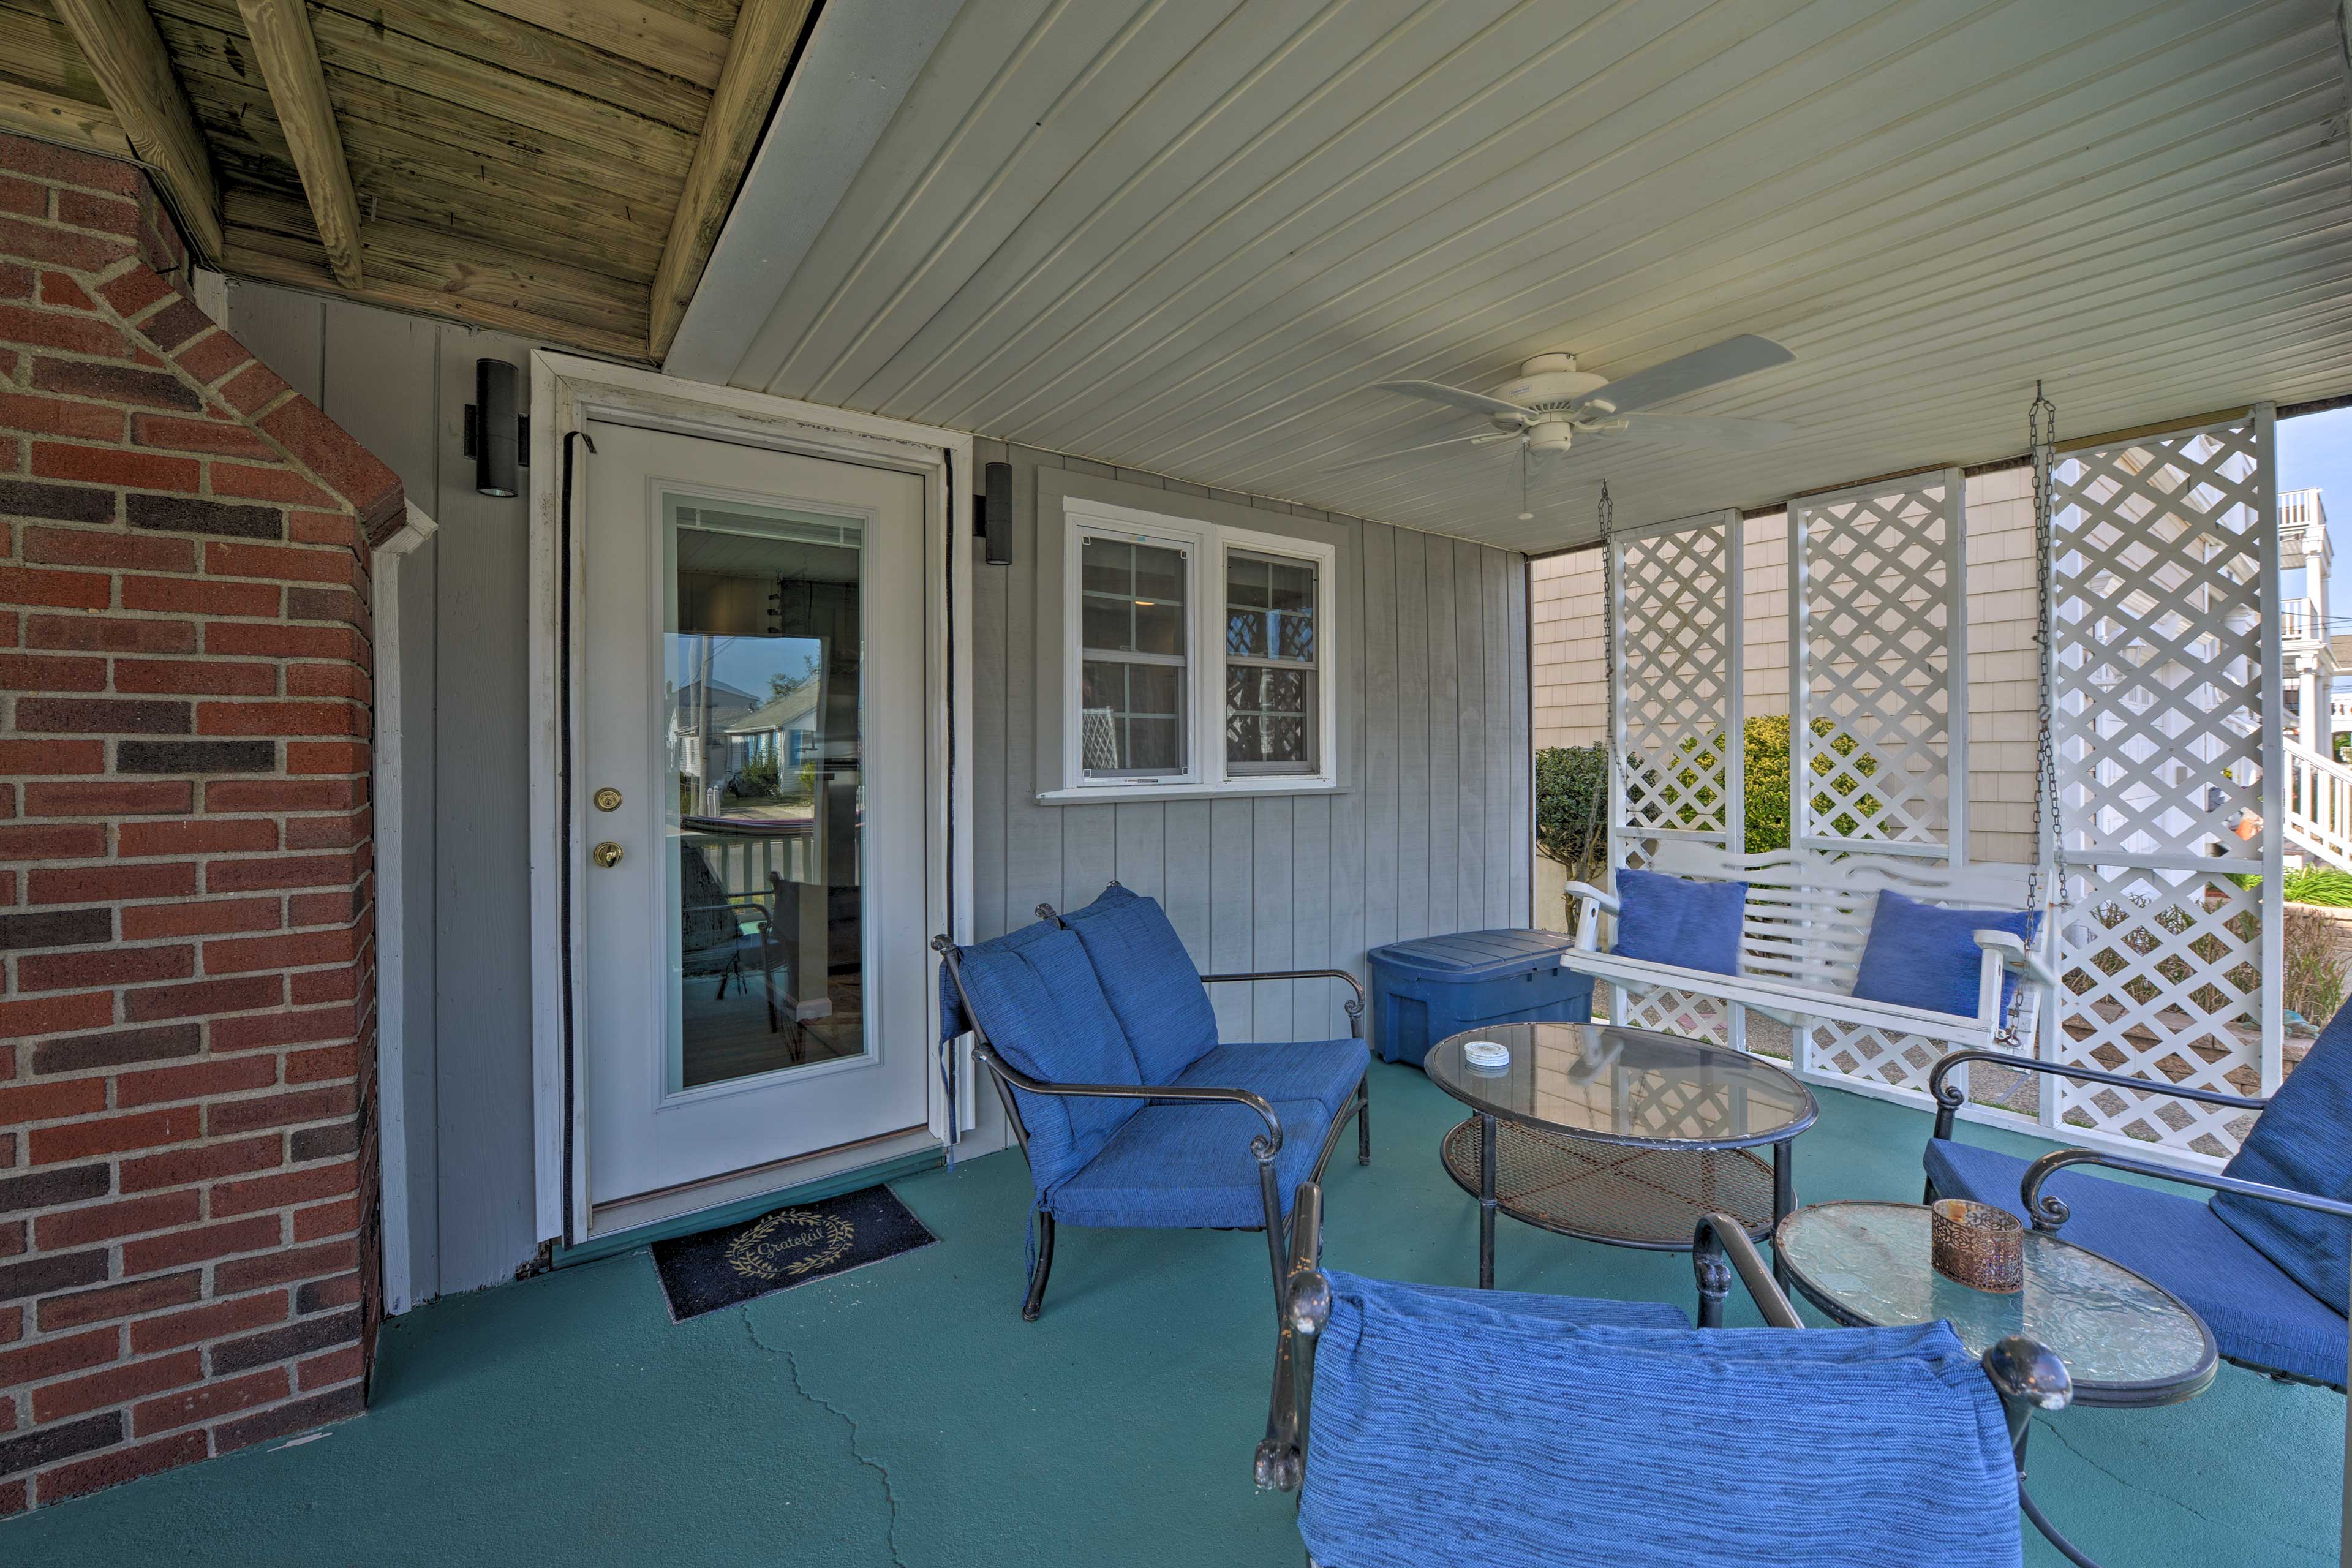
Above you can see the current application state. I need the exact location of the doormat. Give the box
[651,1185,938,1322]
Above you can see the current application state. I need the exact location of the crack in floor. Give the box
[2031,1415,2329,1566]
[742,1308,911,1568]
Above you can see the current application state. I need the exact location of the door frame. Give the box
[527,352,974,1246]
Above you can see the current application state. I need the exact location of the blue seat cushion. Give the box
[1324,1270,1689,1330]
[1852,889,2040,1020]
[2213,1004,2352,1316]
[1300,1273,2018,1568]
[948,921,1144,1193]
[1060,884,1222,1084]
[1169,1038,1366,1120]
[1047,1097,1333,1229]
[1926,1137,2346,1387]
[1611,867,1745,976]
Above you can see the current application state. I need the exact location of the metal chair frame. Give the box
[933,903,1369,1324]
[1926,1049,2352,1393]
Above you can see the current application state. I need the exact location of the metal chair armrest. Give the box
[2019,1146,2352,1232]
[971,1042,1285,1153]
[1927,1049,2267,1140]
[1692,1213,1803,1329]
[1199,968,1368,1035]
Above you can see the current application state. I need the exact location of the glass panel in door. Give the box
[665,495,865,1092]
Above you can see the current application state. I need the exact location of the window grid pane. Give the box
[1224,548,1320,776]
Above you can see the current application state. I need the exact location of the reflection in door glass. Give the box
[665,495,864,1091]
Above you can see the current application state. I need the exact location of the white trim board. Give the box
[371,499,437,1316]
[526,353,978,1246]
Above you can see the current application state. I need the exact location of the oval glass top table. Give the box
[1425,1022,1819,1289]
[1774,1200,2218,1408]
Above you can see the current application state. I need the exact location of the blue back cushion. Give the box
[1850,889,2039,1020]
[1298,1273,2019,1568]
[2214,1003,2352,1316]
[948,921,1142,1193]
[1061,884,1221,1084]
[1611,867,1746,976]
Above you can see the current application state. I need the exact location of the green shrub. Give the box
[2234,867,2352,907]
[1534,744,1609,886]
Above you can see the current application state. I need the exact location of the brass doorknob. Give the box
[592,841,624,869]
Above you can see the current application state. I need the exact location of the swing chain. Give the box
[1597,481,1615,884]
[2007,382,2065,1050]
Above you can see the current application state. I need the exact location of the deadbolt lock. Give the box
[592,786,624,812]
[592,841,624,869]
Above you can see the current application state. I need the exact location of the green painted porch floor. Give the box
[10,1061,2343,1566]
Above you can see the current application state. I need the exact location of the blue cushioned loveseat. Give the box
[935,884,1370,1321]
[1255,1186,2073,1568]
[1922,1009,2352,1390]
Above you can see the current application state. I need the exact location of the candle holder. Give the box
[1929,1198,2024,1293]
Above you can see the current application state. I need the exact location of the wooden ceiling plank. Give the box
[235,0,361,288]
[634,0,736,39]
[50,0,222,260]
[0,79,131,158]
[228,185,655,336]
[0,0,105,100]
[148,0,697,179]
[647,0,813,360]
[227,230,650,360]
[308,0,710,132]
[157,19,685,219]
[448,0,728,92]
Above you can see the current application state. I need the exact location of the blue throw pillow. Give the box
[2212,1004,2352,1316]
[948,921,1143,1193]
[1611,867,1746,976]
[1849,889,2040,1021]
[1061,883,1221,1084]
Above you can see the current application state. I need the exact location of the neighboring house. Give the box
[724,682,821,778]
[670,676,759,794]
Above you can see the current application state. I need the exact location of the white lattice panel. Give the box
[2048,410,2281,1161]
[1789,471,1967,860]
[1610,512,1743,845]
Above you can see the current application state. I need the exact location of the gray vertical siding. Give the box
[228,281,540,1297]
[224,287,1533,1300]
[971,445,1533,1044]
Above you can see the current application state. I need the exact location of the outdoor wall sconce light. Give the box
[974,460,1012,565]
[464,358,528,497]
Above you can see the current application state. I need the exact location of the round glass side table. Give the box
[1776,1200,2218,1568]
[1424,1022,1818,1289]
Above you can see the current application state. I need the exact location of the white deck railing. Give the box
[2283,736,2352,872]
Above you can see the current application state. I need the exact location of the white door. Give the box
[579,421,931,1208]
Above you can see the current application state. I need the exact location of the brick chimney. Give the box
[0,132,398,1514]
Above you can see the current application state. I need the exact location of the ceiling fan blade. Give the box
[1373,379,1535,421]
[1597,412,1796,451]
[1324,431,1515,473]
[1572,334,1794,415]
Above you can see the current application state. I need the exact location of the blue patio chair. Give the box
[1921,1008,2352,1392]
[1256,1185,2071,1568]
[935,883,1370,1322]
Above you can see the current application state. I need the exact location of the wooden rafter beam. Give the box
[50,0,224,263]
[235,0,361,288]
[647,0,815,363]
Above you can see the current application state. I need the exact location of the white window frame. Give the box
[1048,497,1340,802]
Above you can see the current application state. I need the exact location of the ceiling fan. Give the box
[1339,334,1798,472]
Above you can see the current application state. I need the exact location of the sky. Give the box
[2279,405,2352,636]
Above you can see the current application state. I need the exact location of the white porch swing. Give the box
[1561,394,2067,1098]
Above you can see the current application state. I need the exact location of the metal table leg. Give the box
[1478,1112,1498,1289]
[2013,1426,2105,1568]
[1770,1138,1795,1289]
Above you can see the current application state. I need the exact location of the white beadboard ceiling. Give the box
[676,0,2352,551]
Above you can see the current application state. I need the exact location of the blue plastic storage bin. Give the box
[1365,929,1593,1066]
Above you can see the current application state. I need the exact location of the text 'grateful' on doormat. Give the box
[651,1185,938,1321]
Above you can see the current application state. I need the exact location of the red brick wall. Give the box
[0,133,401,1515]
